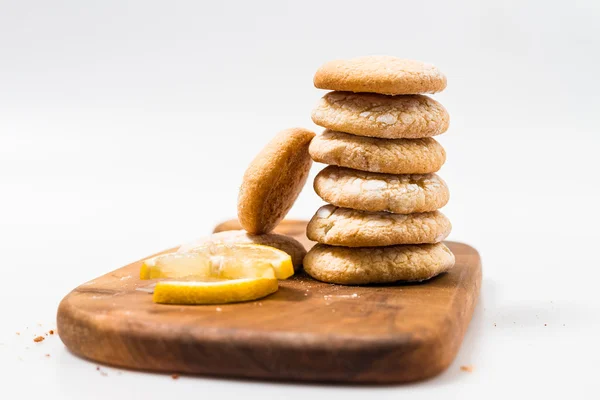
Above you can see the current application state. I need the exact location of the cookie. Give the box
[306,205,451,247]
[314,166,449,214]
[304,243,455,284]
[309,130,445,174]
[178,230,306,270]
[314,56,447,95]
[237,128,315,234]
[312,92,449,139]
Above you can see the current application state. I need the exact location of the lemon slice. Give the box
[152,278,278,304]
[140,252,212,280]
[140,243,294,280]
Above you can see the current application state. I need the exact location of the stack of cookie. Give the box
[303,56,455,285]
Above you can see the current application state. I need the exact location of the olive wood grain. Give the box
[57,220,481,383]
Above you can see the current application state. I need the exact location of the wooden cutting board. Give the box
[57,220,481,384]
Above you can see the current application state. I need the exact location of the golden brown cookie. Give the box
[304,243,455,284]
[309,130,445,174]
[237,128,315,234]
[306,205,451,247]
[312,92,449,139]
[314,56,447,95]
[178,230,306,270]
[314,166,449,214]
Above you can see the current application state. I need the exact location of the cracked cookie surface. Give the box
[309,130,445,174]
[179,230,307,270]
[307,205,451,247]
[304,243,455,284]
[314,166,449,214]
[312,92,449,139]
[238,127,315,234]
[313,56,447,95]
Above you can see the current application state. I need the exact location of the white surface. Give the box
[1,0,599,398]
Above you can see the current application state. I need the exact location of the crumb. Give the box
[493,323,496,327]
[460,365,474,373]
[544,324,547,326]
[96,366,108,376]
[215,307,222,312]
[16,332,20,336]
[171,374,180,380]
[33,336,45,343]
[49,330,55,335]
[45,354,50,357]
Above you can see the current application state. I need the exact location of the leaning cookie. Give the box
[304,243,455,285]
[237,127,315,234]
[309,130,445,174]
[313,56,447,95]
[178,230,307,271]
[312,92,449,139]
[307,205,451,247]
[314,166,449,214]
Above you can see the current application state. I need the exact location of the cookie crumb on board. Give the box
[49,330,55,335]
[460,365,474,373]
[171,374,180,380]
[33,336,45,343]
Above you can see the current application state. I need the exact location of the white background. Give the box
[1,0,599,398]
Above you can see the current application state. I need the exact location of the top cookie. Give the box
[314,56,447,95]
[237,128,315,234]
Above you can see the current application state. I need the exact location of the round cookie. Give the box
[309,130,445,174]
[312,92,449,139]
[314,166,449,214]
[178,230,306,270]
[238,127,315,234]
[306,205,451,247]
[304,243,455,285]
[313,56,447,95]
